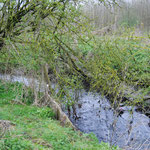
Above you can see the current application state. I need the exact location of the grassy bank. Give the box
[0,80,118,150]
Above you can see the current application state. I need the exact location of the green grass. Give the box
[0,81,119,150]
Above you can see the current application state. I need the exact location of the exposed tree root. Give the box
[35,94,77,130]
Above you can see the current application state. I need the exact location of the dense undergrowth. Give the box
[0,80,119,150]
[80,31,150,102]
[0,29,150,112]
[0,0,149,115]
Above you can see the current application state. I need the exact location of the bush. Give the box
[36,107,56,119]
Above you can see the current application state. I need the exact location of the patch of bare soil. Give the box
[0,120,15,138]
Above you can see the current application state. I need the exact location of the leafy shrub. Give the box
[22,88,35,105]
[36,107,56,119]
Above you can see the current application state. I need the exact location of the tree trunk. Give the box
[43,63,53,94]
[44,94,76,130]
[0,38,4,50]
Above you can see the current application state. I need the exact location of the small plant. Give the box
[36,107,56,119]
[0,138,33,150]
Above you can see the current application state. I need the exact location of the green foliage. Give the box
[36,107,56,119]
[0,138,33,150]
[0,0,149,118]
[0,80,34,104]
[0,0,147,149]
[0,83,119,150]
[0,81,22,104]
[75,29,150,105]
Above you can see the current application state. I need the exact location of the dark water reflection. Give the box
[67,90,150,150]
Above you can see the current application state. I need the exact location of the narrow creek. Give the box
[0,74,150,150]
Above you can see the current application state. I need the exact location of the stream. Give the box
[0,74,150,150]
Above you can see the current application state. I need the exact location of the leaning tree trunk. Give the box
[0,38,4,50]
[43,63,54,94]
[41,63,76,130]
[44,94,76,130]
